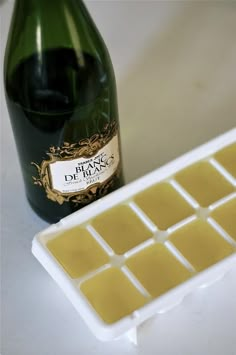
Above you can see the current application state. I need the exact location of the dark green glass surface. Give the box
[4,0,124,222]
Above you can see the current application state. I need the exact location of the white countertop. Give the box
[1,1,236,354]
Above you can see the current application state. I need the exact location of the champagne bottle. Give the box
[4,0,124,223]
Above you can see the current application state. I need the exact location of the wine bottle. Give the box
[4,0,124,223]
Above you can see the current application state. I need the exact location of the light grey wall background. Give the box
[1,1,236,355]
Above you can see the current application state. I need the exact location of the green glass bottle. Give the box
[4,0,124,223]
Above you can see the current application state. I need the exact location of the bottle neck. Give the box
[11,0,92,52]
[5,0,106,80]
[16,0,83,5]
[15,0,84,13]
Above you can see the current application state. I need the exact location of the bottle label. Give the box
[31,122,121,205]
[50,135,119,193]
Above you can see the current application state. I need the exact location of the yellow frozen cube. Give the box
[175,162,234,207]
[134,182,194,230]
[126,243,191,297]
[47,227,109,278]
[211,198,236,241]
[91,205,151,254]
[170,220,234,271]
[80,268,147,324]
[214,143,236,178]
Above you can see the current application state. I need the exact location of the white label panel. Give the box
[49,135,120,194]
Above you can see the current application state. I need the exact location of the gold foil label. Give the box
[31,122,121,205]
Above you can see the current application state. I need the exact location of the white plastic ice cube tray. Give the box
[32,129,236,344]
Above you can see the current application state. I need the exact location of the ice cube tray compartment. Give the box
[32,129,236,342]
[133,182,195,230]
[46,226,110,279]
[214,143,236,179]
[210,195,236,242]
[125,243,192,298]
[80,267,148,324]
[169,219,234,272]
[91,204,153,255]
[174,161,234,207]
